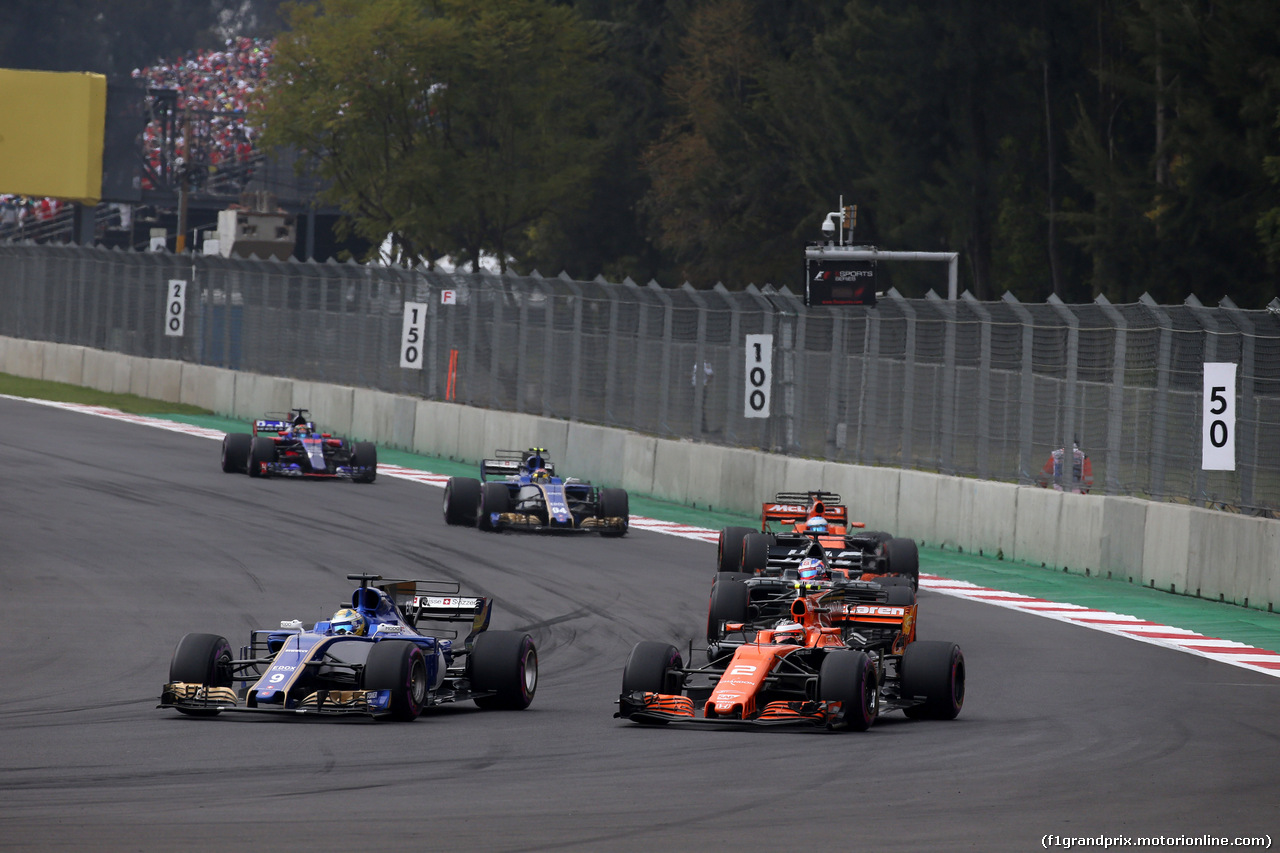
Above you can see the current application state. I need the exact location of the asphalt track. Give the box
[2,396,1278,852]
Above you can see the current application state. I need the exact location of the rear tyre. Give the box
[740,532,773,574]
[883,584,917,607]
[470,631,538,710]
[477,481,511,532]
[622,641,684,696]
[443,477,482,526]
[221,433,251,473]
[169,633,233,717]
[597,488,629,537]
[882,537,920,590]
[351,441,377,483]
[706,577,749,644]
[900,641,965,720]
[362,641,428,721]
[819,650,878,731]
[717,526,754,574]
[248,436,276,478]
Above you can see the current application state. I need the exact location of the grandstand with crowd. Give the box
[0,37,308,253]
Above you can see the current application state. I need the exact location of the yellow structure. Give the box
[0,69,106,205]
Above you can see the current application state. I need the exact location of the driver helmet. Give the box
[331,608,367,636]
[773,620,805,643]
[797,557,827,582]
[532,467,551,483]
[805,516,828,536]
[294,422,309,436]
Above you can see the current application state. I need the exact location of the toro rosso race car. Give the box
[441,447,628,535]
[220,408,377,482]
[159,573,537,720]
[717,491,918,590]
[617,573,963,731]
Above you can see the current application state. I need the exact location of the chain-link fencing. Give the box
[3,242,1278,515]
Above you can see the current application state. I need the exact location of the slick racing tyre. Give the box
[717,526,754,574]
[362,640,429,721]
[819,650,878,732]
[706,577,749,644]
[470,631,538,710]
[597,487,629,537]
[881,537,920,590]
[351,441,377,483]
[221,433,252,473]
[900,641,965,720]
[477,481,511,532]
[443,477,482,526]
[740,532,773,574]
[248,436,276,478]
[169,633,233,717]
[622,641,684,696]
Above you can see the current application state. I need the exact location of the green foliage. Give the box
[11,0,1280,304]
[262,0,610,271]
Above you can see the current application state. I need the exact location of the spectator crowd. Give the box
[1,37,274,244]
[131,36,275,190]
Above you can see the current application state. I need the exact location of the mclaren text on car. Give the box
[616,574,964,731]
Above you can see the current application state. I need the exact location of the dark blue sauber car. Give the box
[160,574,537,721]
[220,408,377,482]
[441,447,628,535]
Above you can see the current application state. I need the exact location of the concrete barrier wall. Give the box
[2,338,1275,612]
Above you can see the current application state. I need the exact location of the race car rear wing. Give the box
[761,491,848,532]
[254,412,316,435]
[366,576,494,647]
[481,448,556,481]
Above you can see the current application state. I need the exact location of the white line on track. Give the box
[14,395,1279,678]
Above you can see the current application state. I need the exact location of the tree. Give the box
[262,0,610,270]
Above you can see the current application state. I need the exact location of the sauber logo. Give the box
[851,605,905,617]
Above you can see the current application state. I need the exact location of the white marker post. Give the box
[400,302,428,369]
[744,334,772,419]
[164,279,186,337]
[1202,362,1236,471]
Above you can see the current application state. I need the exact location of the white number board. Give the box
[744,334,773,419]
[399,302,428,369]
[164,279,186,337]
[441,290,457,305]
[1202,362,1236,470]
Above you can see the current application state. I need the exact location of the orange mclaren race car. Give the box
[617,571,964,731]
[717,490,919,590]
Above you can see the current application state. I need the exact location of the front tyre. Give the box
[900,641,965,720]
[477,481,511,532]
[443,477,482,526]
[168,633,233,717]
[221,433,252,473]
[248,436,276,478]
[362,640,429,721]
[351,441,377,483]
[819,650,878,731]
[597,487,629,537]
[621,641,684,696]
[470,631,538,709]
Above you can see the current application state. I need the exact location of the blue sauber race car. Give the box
[220,408,377,482]
[441,447,628,535]
[159,573,537,721]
